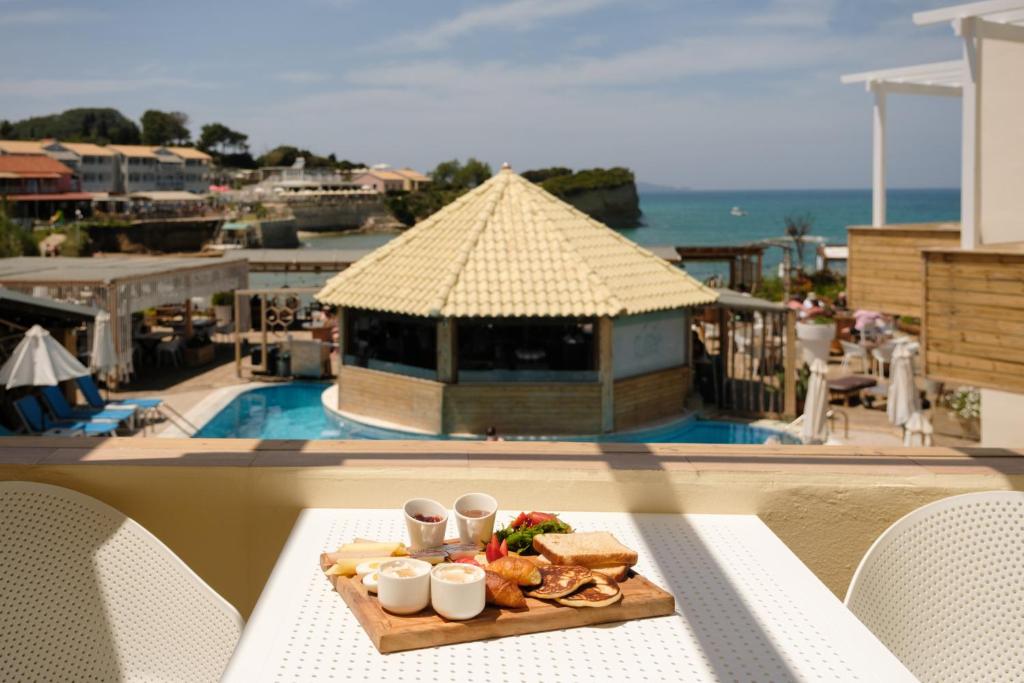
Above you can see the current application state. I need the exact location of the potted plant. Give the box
[795,315,836,365]
[212,291,234,325]
[942,386,981,441]
[897,315,921,335]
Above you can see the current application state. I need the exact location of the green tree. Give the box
[521,167,572,183]
[0,120,12,137]
[430,158,492,190]
[197,122,249,156]
[0,200,39,257]
[783,212,815,272]
[140,110,190,145]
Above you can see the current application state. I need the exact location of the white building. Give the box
[167,146,212,193]
[108,145,210,194]
[55,142,118,194]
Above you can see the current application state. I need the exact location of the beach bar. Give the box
[316,167,717,436]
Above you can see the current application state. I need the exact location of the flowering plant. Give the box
[944,386,981,420]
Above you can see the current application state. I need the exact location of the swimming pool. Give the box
[193,383,797,443]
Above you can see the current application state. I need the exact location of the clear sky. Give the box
[1,0,963,190]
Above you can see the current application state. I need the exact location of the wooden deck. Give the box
[847,223,961,316]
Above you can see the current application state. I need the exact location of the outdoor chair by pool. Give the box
[13,395,117,437]
[0,482,243,681]
[845,491,1024,683]
[38,385,136,430]
[76,374,164,425]
[839,340,870,373]
[871,341,897,377]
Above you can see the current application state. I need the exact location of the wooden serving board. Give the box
[327,570,676,654]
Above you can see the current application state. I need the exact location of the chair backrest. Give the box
[845,491,1024,682]
[13,395,47,432]
[873,341,897,360]
[0,482,243,681]
[75,375,105,409]
[839,340,864,355]
[38,385,74,420]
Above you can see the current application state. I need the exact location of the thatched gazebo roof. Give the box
[316,167,717,318]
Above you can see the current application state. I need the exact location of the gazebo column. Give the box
[437,318,457,384]
[598,316,614,433]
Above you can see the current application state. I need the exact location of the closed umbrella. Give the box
[887,344,919,427]
[801,358,830,444]
[0,325,89,389]
[89,311,118,379]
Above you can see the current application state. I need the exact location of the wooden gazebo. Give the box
[316,167,717,436]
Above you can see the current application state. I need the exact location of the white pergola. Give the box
[841,0,1024,246]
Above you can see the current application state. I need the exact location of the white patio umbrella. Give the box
[89,311,118,378]
[800,358,830,444]
[887,344,919,427]
[0,325,89,389]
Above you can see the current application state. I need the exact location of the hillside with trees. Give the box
[0,108,141,144]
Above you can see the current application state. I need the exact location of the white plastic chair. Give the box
[0,482,243,682]
[839,340,870,373]
[871,340,897,377]
[845,491,1024,682]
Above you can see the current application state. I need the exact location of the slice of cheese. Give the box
[325,556,397,577]
[333,542,408,558]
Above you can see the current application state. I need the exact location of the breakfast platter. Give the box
[319,494,676,654]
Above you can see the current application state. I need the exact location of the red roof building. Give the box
[0,154,90,220]
[0,155,84,197]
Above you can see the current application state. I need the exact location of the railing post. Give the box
[234,292,242,378]
[599,316,614,433]
[784,309,798,418]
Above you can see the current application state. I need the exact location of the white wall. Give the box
[978,35,1024,246]
[612,309,687,379]
[980,388,1024,448]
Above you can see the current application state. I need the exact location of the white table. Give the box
[224,510,917,682]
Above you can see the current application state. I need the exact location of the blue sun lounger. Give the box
[38,386,136,429]
[14,395,118,437]
[76,375,163,416]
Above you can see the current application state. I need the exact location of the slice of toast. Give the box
[590,564,629,582]
[533,531,638,568]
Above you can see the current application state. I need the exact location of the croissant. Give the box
[484,570,526,608]
[487,555,542,586]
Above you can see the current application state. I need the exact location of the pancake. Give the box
[557,573,622,608]
[524,565,593,600]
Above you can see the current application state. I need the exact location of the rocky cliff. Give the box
[559,182,642,229]
[529,167,643,229]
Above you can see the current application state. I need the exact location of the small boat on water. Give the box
[730,206,748,217]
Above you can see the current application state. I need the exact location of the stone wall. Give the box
[85,217,221,253]
[267,197,403,232]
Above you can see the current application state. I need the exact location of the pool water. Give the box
[194,383,796,443]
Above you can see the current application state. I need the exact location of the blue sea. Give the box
[257,188,960,288]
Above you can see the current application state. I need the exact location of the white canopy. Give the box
[0,325,89,389]
[801,359,831,444]
[887,344,920,427]
[89,311,118,378]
